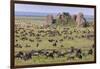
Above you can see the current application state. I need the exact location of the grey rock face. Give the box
[76,12,87,27]
[71,14,77,21]
[46,15,54,25]
[46,12,87,27]
[56,12,72,25]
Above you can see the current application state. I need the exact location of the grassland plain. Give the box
[15,16,95,66]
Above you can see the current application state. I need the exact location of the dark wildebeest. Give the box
[23,52,32,61]
[53,42,57,47]
[66,47,76,54]
[36,43,39,47]
[30,50,40,56]
[66,47,76,60]
[15,44,22,48]
[25,44,31,47]
[67,53,76,60]
[92,44,95,48]
[29,39,34,42]
[45,52,55,59]
[37,39,42,42]
[88,49,93,55]
[21,37,28,41]
[59,39,63,42]
[60,45,64,47]
[76,48,82,59]
[48,39,54,42]
[15,51,24,59]
[57,51,66,58]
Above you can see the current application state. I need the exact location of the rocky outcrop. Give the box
[71,14,77,22]
[46,12,87,27]
[75,12,87,27]
[46,15,54,25]
[56,12,75,26]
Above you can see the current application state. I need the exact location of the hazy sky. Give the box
[15,4,94,16]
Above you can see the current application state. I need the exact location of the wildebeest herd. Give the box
[15,45,94,61]
[14,17,95,65]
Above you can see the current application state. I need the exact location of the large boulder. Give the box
[56,12,76,26]
[76,12,87,27]
[71,14,77,22]
[46,15,54,25]
[55,13,65,24]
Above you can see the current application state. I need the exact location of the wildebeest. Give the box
[48,39,55,42]
[92,44,95,48]
[15,51,24,59]
[23,52,32,61]
[30,50,40,56]
[37,39,42,42]
[15,44,22,48]
[21,37,28,41]
[25,44,31,47]
[67,47,83,60]
[60,45,64,47]
[59,39,63,42]
[53,42,57,47]
[29,39,34,42]
[57,51,66,58]
[88,49,93,55]
[76,48,82,59]
[45,52,55,58]
[36,43,39,47]
[66,47,76,54]
[67,53,76,60]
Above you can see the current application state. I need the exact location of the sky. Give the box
[15,4,94,16]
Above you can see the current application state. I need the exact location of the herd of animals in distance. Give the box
[14,8,95,65]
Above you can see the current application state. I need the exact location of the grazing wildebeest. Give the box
[92,44,95,48]
[41,50,58,59]
[88,49,93,55]
[21,37,28,41]
[36,37,40,40]
[66,47,76,54]
[53,42,57,47]
[86,34,94,40]
[55,40,58,43]
[59,39,63,42]
[23,52,32,61]
[25,44,31,47]
[76,48,82,59]
[37,39,42,42]
[48,39,54,42]
[63,35,68,39]
[81,35,85,38]
[57,51,66,58]
[36,34,41,37]
[67,53,76,60]
[15,51,24,59]
[30,50,40,56]
[66,47,76,60]
[36,43,39,47]
[15,44,22,48]
[29,39,34,42]
[16,39,18,42]
[29,31,35,37]
[60,45,64,47]
[16,35,20,38]
[45,52,55,59]
[76,53,82,59]
[68,37,74,40]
